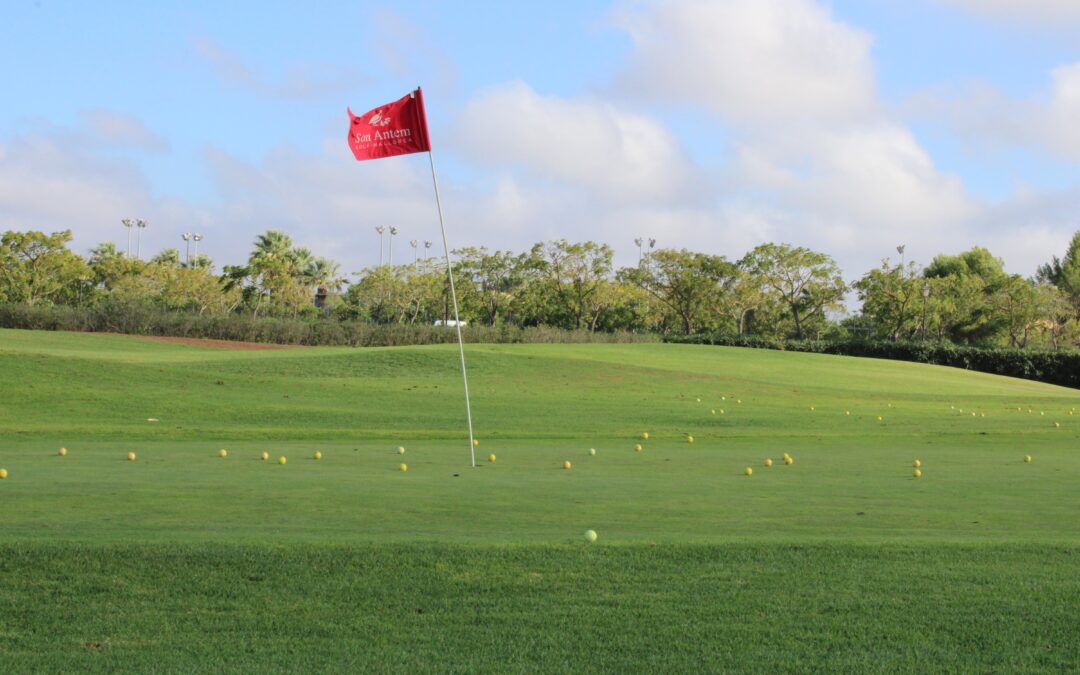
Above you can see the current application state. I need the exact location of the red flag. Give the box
[347,88,431,161]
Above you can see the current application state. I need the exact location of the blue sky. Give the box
[2,0,1079,278]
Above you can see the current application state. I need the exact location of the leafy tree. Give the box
[924,247,1008,344]
[853,259,924,340]
[741,243,847,339]
[1037,230,1080,314]
[150,248,183,267]
[0,230,89,306]
[454,247,524,326]
[88,241,144,289]
[619,249,735,334]
[993,276,1038,348]
[527,240,615,330]
[723,266,773,336]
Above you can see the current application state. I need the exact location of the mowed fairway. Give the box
[2,328,1080,671]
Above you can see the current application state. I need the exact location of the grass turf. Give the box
[2,328,1080,671]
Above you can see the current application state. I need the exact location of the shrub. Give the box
[0,304,659,348]
[665,333,1080,389]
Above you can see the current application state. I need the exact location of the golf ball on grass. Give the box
[914,469,922,478]
[314,451,322,460]
[745,467,753,476]
[397,446,406,455]
[687,435,694,444]
[0,468,7,479]
[218,449,227,458]
[58,447,67,457]
[473,439,480,448]
[913,459,921,468]
[784,457,794,465]
[765,458,773,467]
[278,456,287,465]
[1024,455,1032,463]
[634,444,643,452]
[127,452,136,462]
[399,463,408,472]
[260,452,269,461]
[488,454,496,463]
[563,461,572,469]
[641,432,649,440]
[584,529,598,543]
[589,448,596,456]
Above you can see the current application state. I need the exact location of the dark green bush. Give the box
[666,333,1080,389]
[0,304,659,348]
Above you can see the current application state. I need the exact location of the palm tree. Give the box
[306,257,347,307]
[150,248,182,267]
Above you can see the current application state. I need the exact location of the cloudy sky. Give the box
[2,0,1079,279]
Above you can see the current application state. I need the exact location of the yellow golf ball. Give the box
[687,435,694,444]
[127,452,136,461]
[584,529,598,543]
[641,432,649,440]
[1024,455,1032,463]
[563,460,572,469]
[914,468,922,478]
[765,458,773,467]
[260,451,269,461]
[278,456,287,465]
[745,467,753,476]
[314,451,322,460]
[58,447,68,457]
[0,468,7,479]
[399,463,408,472]
[634,444,643,452]
[218,449,227,458]
[913,459,921,468]
[488,454,496,463]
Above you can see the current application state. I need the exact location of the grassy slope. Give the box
[2,329,1080,671]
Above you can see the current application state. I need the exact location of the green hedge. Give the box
[665,334,1080,389]
[0,304,658,347]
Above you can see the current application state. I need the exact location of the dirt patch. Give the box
[132,336,302,351]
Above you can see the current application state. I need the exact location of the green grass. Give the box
[2,328,1080,671]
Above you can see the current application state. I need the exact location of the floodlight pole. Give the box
[426,148,477,468]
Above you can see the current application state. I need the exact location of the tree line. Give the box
[2,227,1079,349]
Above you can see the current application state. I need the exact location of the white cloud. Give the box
[611,0,981,277]
[935,0,1080,24]
[907,61,1080,162]
[614,0,877,125]
[452,82,702,203]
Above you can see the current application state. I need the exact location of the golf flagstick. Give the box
[426,143,477,469]
[347,87,476,467]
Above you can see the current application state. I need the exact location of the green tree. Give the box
[1037,230,1080,314]
[924,247,1009,344]
[853,259,923,340]
[619,249,735,334]
[0,230,89,306]
[741,243,847,339]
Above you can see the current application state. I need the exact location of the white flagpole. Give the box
[426,148,477,468]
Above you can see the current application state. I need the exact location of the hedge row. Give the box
[664,333,1080,389]
[0,304,659,347]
